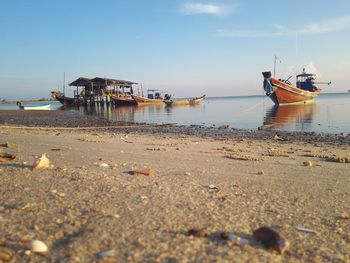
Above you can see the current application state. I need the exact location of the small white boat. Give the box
[17,102,51,110]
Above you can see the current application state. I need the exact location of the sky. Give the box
[1,0,350,100]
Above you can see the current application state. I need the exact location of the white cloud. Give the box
[181,2,233,15]
[298,15,350,35]
[216,15,350,38]
[216,29,270,38]
[304,62,322,77]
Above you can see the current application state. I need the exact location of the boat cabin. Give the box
[296,69,317,92]
[146,89,163,99]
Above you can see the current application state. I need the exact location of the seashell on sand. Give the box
[30,240,48,255]
[32,154,52,169]
[0,246,14,261]
[100,163,110,168]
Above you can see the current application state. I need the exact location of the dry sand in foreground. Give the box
[0,125,350,262]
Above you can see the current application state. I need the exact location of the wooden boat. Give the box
[131,90,165,105]
[262,70,330,105]
[16,102,51,110]
[51,91,76,106]
[164,95,205,107]
[111,94,137,106]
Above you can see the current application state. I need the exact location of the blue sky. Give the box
[1,0,350,100]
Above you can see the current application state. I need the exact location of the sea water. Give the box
[1,93,349,133]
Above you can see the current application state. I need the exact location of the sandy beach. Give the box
[0,110,350,262]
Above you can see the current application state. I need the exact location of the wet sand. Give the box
[0,110,350,262]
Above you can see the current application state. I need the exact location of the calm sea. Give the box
[1,93,350,133]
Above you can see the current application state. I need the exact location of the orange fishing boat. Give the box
[262,70,330,105]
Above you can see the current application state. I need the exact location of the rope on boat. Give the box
[0,123,177,131]
[239,91,274,115]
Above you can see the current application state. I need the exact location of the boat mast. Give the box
[273,56,282,78]
[295,32,298,86]
[63,72,66,96]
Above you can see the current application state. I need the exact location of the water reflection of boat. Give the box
[264,104,316,130]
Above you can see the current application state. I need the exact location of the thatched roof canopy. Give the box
[69,77,138,87]
[90,77,138,86]
[69,77,91,87]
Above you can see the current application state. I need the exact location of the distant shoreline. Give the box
[0,99,53,104]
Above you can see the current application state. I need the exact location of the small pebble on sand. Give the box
[303,160,313,167]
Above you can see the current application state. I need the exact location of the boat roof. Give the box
[296,73,315,78]
[147,89,161,92]
[69,77,138,87]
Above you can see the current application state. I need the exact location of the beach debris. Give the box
[264,149,290,157]
[111,163,119,169]
[32,154,52,169]
[207,184,220,193]
[258,124,274,130]
[218,124,229,130]
[97,249,116,258]
[146,148,166,151]
[129,169,156,176]
[0,143,16,148]
[337,212,350,220]
[303,160,313,167]
[185,172,191,176]
[99,163,110,168]
[50,148,61,151]
[187,228,207,238]
[30,240,48,255]
[326,156,350,163]
[79,134,104,143]
[220,232,250,245]
[225,154,263,161]
[257,170,265,175]
[0,153,16,163]
[296,227,317,234]
[302,153,350,163]
[0,246,14,262]
[253,226,290,254]
[274,135,284,141]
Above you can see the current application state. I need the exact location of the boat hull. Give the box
[265,78,319,105]
[131,95,164,105]
[111,95,137,106]
[19,104,51,110]
[164,95,206,107]
[51,91,76,106]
